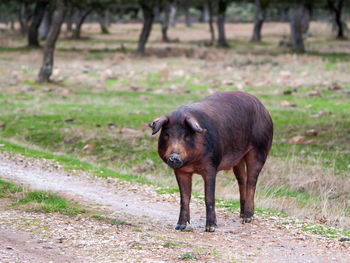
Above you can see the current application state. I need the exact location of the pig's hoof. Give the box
[175,224,186,231]
[205,226,216,232]
[242,217,253,224]
[240,213,245,218]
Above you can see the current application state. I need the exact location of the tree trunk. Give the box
[98,8,110,34]
[19,2,29,35]
[66,6,74,33]
[73,8,93,39]
[10,17,15,30]
[137,3,155,55]
[184,2,192,27]
[169,3,177,27]
[161,2,170,42]
[200,3,210,22]
[251,0,267,42]
[280,7,289,22]
[217,0,228,46]
[39,7,53,40]
[38,0,66,83]
[290,0,307,52]
[301,4,312,34]
[28,1,48,47]
[207,0,215,45]
[328,0,344,39]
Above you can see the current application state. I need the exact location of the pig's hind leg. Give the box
[233,159,247,219]
[175,171,193,230]
[243,149,265,223]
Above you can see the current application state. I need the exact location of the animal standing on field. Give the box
[149,91,273,232]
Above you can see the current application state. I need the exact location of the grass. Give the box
[0,22,349,232]
[0,140,153,185]
[0,179,22,197]
[0,179,85,215]
[15,190,85,215]
[90,214,125,226]
[180,252,197,260]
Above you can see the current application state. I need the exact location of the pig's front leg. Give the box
[175,171,193,230]
[202,168,217,232]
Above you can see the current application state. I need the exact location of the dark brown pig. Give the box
[149,91,273,232]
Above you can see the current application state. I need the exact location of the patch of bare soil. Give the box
[0,152,349,262]
[0,225,76,263]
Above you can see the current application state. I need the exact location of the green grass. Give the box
[0,179,23,197]
[0,140,154,185]
[263,185,313,207]
[90,214,125,226]
[0,178,85,215]
[163,242,177,248]
[180,252,197,260]
[15,190,85,215]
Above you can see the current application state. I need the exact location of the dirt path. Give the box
[0,152,349,263]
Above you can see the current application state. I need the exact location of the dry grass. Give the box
[258,156,350,228]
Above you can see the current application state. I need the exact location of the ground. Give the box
[0,22,349,262]
[0,152,349,262]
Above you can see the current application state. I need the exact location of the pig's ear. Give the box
[149,116,168,135]
[186,116,203,133]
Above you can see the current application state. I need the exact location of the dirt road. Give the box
[0,152,349,262]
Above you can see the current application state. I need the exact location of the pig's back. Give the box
[187,91,273,164]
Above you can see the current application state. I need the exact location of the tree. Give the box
[72,6,93,38]
[328,0,345,39]
[39,4,54,40]
[290,0,313,52]
[28,0,48,47]
[251,0,270,42]
[183,1,192,27]
[207,0,215,45]
[38,0,67,82]
[98,7,111,34]
[217,0,228,46]
[18,1,32,36]
[169,1,177,27]
[137,0,158,55]
[65,3,75,33]
[161,1,171,42]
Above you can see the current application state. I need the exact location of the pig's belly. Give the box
[217,149,250,171]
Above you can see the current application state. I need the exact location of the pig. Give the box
[149,91,273,232]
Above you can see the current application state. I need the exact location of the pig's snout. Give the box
[167,153,183,169]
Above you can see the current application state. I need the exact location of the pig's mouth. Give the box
[167,153,184,169]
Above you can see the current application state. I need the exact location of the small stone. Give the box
[339,237,350,242]
[308,90,322,97]
[65,118,74,123]
[328,83,342,91]
[305,129,318,137]
[304,139,317,145]
[108,123,116,129]
[283,90,292,95]
[130,85,143,91]
[82,144,93,151]
[61,89,69,98]
[221,79,234,86]
[288,136,306,144]
[280,100,290,107]
[280,70,291,78]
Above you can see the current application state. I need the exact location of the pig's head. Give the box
[149,113,206,169]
